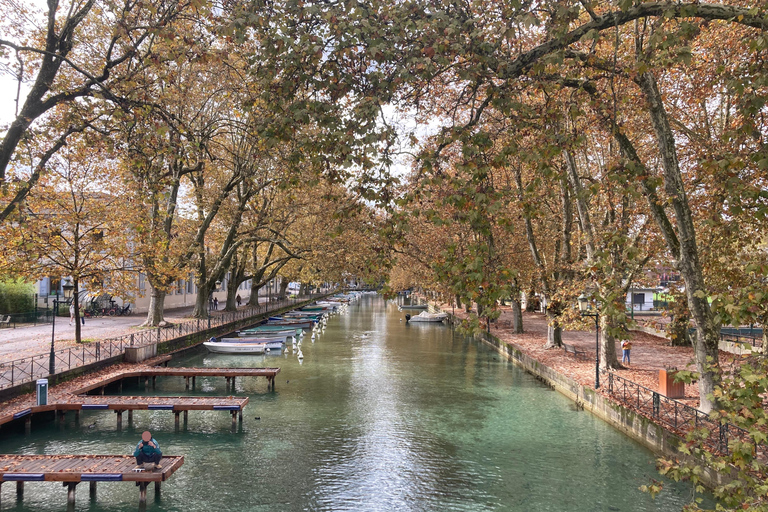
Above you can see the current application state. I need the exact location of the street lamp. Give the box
[50,278,74,375]
[578,293,600,389]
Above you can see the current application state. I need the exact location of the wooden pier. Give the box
[72,366,281,395]
[0,396,249,430]
[0,454,183,505]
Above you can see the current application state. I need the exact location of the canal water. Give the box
[0,295,702,511]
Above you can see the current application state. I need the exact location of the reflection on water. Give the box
[0,296,704,511]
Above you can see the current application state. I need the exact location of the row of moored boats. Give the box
[202,293,365,354]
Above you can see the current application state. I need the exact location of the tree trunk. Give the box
[510,299,524,334]
[143,287,167,327]
[278,280,289,300]
[639,71,720,413]
[249,283,262,306]
[225,279,237,312]
[193,285,210,319]
[545,307,562,348]
[525,291,538,312]
[600,315,622,369]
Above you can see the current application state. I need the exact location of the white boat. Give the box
[203,341,267,354]
[406,311,448,323]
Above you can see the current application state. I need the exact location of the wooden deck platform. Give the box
[72,366,281,394]
[0,454,183,504]
[0,396,248,429]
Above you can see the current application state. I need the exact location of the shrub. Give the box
[0,279,35,314]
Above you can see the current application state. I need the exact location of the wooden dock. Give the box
[0,454,183,505]
[72,366,281,394]
[0,396,249,430]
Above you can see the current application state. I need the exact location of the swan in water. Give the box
[297,349,304,360]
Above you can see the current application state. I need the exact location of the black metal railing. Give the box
[0,310,55,328]
[719,332,762,348]
[0,292,332,390]
[606,372,755,455]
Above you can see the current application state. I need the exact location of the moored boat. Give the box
[266,319,315,329]
[203,341,267,354]
[406,311,448,323]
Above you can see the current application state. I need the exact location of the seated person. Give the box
[134,430,162,470]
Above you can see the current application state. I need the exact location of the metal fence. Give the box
[606,372,755,456]
[0,293,328,390]
[719,331,762,348]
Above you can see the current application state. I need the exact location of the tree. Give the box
[0,0,203,221]
[0,135,131,342]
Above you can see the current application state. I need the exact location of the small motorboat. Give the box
[406,311,449,323]
[203,341,267,354]
[266,319,314,329]
[240,325,303,335]
[221,336,288,349]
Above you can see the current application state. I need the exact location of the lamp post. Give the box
[50,278,74,375]
[578,293,600,389]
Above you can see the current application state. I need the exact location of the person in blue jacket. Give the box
[134,430,162,470]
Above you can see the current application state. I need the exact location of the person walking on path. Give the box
[236,294,241,307]
[69,303,76,326]
[79,304,85,325]
[621,340,632,366]
[213,297,218,310]
[134,431,162,470]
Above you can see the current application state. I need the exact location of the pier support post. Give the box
[138,482,148,504]
[192,376,196,389]
[239,410,243,424]
[183,410,188,427]
[66,482,78,506]
[25,416,31,434]
[231,376,236,389]
[185,377,189,390]
[100,386,105,395]
[90,481,97,498]
[119,381,123,393]
[152,376,156,389]
[16,481,24,498]
[116,410,123,430]
[225,377,230,390]
[154,481,161,497]
[174,412,180,430]
[231,411,237,429]
[128,410,133,424]
[144,377,149,390]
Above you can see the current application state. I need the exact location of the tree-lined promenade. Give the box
[2,0,768,508]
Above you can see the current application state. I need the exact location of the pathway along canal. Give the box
[1,295,706,511]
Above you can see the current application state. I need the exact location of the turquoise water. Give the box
[0,296,701,511]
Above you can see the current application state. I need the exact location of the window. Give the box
[187,278,194,294]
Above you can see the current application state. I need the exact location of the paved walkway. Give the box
[0,300,292,365]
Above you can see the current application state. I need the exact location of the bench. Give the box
[0,315,11,328]
[562,343,587,360]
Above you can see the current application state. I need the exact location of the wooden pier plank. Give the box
[0,455,183,483]
[70,367,279,395]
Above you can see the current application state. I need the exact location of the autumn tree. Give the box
[0,135,131,342]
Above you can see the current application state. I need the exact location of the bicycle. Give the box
[116,304,131,316]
